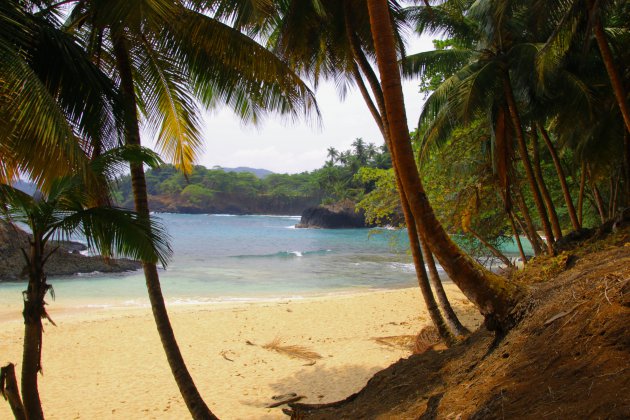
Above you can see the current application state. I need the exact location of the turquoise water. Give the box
[0,214,530,311]
[0,214,420,309]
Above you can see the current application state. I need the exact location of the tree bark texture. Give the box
[112,35,217,420]
[367,0,523,330]
[21,239,46,420]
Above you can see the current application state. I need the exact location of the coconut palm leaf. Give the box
[402,48,475,79]
[172,9,319,125]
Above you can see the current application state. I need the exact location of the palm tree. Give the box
[367,0,524,331]
[55,1,318,416]
[327,146,340,164]
[0,0,121,188]
[407,0,561,253]
[0,175,171,420]
[535,0,630,135]
[265,0,462,341]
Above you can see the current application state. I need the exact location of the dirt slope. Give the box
[288,229,630,419]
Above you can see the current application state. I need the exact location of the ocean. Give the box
[0,213,530,311]
[0,214,421,310]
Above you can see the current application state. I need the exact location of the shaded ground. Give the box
[288,226,630,419]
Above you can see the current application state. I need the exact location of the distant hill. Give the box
[215,166,274,179]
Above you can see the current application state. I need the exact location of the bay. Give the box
[0,214,418,310]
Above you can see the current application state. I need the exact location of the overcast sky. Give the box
[165,35,435,174]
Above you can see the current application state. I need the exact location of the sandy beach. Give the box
[0,285,481,419]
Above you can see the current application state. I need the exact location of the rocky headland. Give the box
[0,221,140,281]
[296,201,371,229]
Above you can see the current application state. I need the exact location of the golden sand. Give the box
[0,285,481,419]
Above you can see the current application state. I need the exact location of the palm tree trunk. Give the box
[538,123,580,230]
[588,0,630,134]
[578,162,587,226]
[21,241,45,420]
[530,128,562,239]
[420,235,470,336]
[345,9,459,342]
[609,173,619,219]
[503,79,555,254]
[350,50,455,344]
[367,0,524,331]
[590,178,607,224]
[508,211,527,265]
[112,35,216,420]
[401,194,457,345]
[513,184,544,256]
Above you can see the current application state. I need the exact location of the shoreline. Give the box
[0,285,481,419]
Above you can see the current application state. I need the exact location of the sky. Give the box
[152,35,435,175]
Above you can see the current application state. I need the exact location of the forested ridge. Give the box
[113,138,394,215]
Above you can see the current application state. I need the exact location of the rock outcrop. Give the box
[0,221,140,281]
[295,201,370,229]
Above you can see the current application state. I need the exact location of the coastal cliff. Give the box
[0,221,140,281]
[296,201,370,229]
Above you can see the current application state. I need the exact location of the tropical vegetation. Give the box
[0,0,628,417]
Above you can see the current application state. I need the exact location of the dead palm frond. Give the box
[262,337,322,361]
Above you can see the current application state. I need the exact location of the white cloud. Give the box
[150,34,435,174]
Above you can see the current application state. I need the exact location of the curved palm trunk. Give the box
[588,1,630,135]
[367,0,524,331]
[503,79,555,254]
[531,129,562,239]
[420,239,470,336]
[578,162,587,226]
[508,211,528,265]
[350,51,455,343]
[21,238,46,420]
[538,123,580,230]
[589,175,607,224]
[112,36,216,420]
[345,9,459,342]
[401,195,457,345]
[513,186,544,255]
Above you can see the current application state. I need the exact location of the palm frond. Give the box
[53,207,172,266]
[402,48,474,79]
[135,35,203,174]
[170,9,320,125]
[0,45,86,186]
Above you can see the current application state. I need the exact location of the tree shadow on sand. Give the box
[261,363,385,414]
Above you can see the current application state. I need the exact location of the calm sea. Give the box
[0,214,424,310]
[0,213,530,312]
